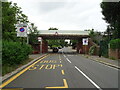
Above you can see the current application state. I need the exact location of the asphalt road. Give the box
[1,47,119,90]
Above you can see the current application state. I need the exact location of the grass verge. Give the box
[2,58,33,76]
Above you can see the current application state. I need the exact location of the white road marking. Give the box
[66,58,72,63]
[81,55,119,70]
[64,55,66,57]
[75,66,102,90]
[89,58,119,70]
[95,61,119,70]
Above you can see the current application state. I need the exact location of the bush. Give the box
[99,40,109,58]
[52,45,61,48]
[2,41,32,65]
[109,39,120,49]
[89,45,96,55]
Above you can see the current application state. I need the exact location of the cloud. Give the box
[8,0,108,31]
[103,0,120,2]
[38,2,67,13]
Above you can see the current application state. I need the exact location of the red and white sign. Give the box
[38,37,42,41]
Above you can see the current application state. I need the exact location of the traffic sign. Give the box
[82,38,88,45]
[17,24,27,37]
[20,27,25,32]
[38,37,42,41]
[17,27,27,37]
[16,24,27,27]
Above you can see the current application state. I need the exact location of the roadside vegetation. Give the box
[100,2,120,58]
[109,39,120,50]
[87,2,120,59]
[2,1,39,75]
[2,41,32,75]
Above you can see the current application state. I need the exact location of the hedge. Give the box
[109,39,120,49]
[2,41,32,65]
[99,40,109,58]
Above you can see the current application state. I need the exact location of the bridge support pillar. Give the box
[42,40,48,53]
[76,41,82,53]
[77,39,89,54]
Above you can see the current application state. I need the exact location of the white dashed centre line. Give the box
[66,58,72,63]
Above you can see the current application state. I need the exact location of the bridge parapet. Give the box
[39,30,90,36]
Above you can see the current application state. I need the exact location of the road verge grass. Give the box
[2,58,33,76]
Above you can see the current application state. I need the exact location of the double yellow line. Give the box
[1,54,69,89]
[0,55,49,88]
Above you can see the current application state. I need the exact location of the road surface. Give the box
[1,47,119,90]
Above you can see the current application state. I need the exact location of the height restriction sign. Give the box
[17,24,27,37]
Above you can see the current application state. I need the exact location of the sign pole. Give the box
[41,40,42,54]
[85,45,86,55]
[38,37,42,54]
[22,37,23,45]
[40,41,41,54]
[27,35,29,44]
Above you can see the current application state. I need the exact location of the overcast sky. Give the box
[8,0,109,32]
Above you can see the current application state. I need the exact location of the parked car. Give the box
[52,47,59,53]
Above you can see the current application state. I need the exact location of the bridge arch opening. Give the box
[32,30,92,54]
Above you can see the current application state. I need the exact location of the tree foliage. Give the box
[28,23,39,45]
[47,40,65,48]
[88,29,102,44]
[100,2,120,39]
[48,27,58,30]
[2,2,17,40]
[2,40,32,65]
[109,39,120,49]
[2,1,39,45]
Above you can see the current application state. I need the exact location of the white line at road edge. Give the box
[66,58,72,63]
[75,66,102,90]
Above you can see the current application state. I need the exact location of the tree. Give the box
[2,1,30,41]
[2,1,40,44]
[100,2,120,39]
[2,2,17,40]
[70,40,77,49]
[28,23,39,45]
[48,27,58,30]
[89,29,103,44]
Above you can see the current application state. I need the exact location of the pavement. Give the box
[29,54,45,59]
[82,54,120,69]
[0,47,119,90]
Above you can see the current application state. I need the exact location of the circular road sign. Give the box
[19,27,25,32]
